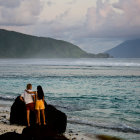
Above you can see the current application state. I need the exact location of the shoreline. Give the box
[0,122,125,140]
[0,111,126,140]
[0,111,124,140]
[0,102,126,140]
[0,104,96,140]
[0,102,125,140]
[0,109,119,140]
[0,122,98,140]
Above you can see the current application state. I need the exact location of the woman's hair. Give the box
[37,85,44,100]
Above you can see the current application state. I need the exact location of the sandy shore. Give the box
[0,122,98,140]
[0,103,99,140]
[0,105,123,140]
[0,123,25,135]
[0,122,124,140]
[0,112,97,140]
[0,103,98,140]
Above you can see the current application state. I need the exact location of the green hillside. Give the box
[0,29,109,58]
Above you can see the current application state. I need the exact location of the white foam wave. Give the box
[0,94,15,101]
[0,58,140,67]
[68,118,140,134]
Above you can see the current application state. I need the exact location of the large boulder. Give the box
[10,96,36,125]
[45,104,67,134]
[0,129,69,140]
[0,132,22,140]
[10,96,29,125]
[22,126,68,140]
[10,96,67,134]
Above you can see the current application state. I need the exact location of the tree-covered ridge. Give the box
[0,29,110,58]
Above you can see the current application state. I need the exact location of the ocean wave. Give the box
[47,102,88,112]
[72,62,140,67]
[1,58,140,67]
[0,95,15,101]
[0,75,140,79]
[68,118,140,134]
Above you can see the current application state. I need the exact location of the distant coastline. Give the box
[105,38,140,58]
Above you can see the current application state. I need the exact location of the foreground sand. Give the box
[0,122,98,140]
[0,123,124,140]
[0,123,25,135]
[0,104,98,140]
[0,105,123,140]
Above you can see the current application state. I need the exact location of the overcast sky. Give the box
[0,0,140,53]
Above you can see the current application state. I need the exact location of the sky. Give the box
[0,0,140,53]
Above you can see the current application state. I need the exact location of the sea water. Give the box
[0,58,140,140]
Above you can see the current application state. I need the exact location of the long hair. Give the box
[37,85,44,100]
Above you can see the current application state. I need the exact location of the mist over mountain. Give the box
[0,29,109,58]
[105,39,140,58]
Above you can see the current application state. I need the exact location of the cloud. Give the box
[0,0,139,53]
[46,1,54,6]
[38,0,140,42]
[0,0,43,26]
[67,0,77,5]
[85,0,140,38]
[1,0,139,38]
[0,0,20,8]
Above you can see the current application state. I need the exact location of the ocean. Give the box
[0,58,140,140]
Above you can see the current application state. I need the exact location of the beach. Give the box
[0,115,97,140]
[0,124,97,140]
[0,101,123,140]
[0,118,121,140]
[0,102,97,140]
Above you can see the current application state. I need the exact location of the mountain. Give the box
[105,39,140,58]
[0,29,110,58]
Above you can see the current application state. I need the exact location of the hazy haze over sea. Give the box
[0,58,140,140]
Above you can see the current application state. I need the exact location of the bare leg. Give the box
[36,110,39,124]
[27,110,30,127]
[37,110,41,125]
[41,109,46,125]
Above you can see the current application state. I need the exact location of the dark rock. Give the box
[0,128,69,140]
[22,126,69,140]
[10,96,26,125]
[10,96,67,134]
[45,104,67,134]
[0,132,22,140]
[1,115,6,118]
[68,130,73,133]
[10,96,35,126]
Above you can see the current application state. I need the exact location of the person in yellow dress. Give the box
[35,85,46,125]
